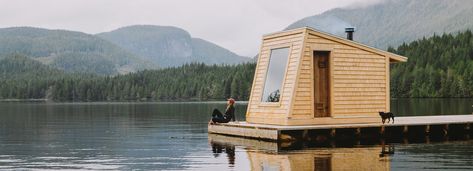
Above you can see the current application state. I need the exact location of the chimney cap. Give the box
[345,27,356,32]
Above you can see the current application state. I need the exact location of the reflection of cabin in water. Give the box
[247,147,389,171]
[246,27,407,125]
[209,134,391,171]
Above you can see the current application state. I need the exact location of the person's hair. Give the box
[226,99,235,110]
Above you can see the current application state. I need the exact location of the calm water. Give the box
[0,98,472,170]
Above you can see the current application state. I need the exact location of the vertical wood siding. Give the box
[289,31,387,118]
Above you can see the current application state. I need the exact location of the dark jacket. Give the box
[224,105,235,122]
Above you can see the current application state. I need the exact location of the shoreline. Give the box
[0,97,472,103]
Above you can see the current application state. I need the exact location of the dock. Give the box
[208,115,473,141]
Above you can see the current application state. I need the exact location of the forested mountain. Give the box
[287,0,473,50]
[0,26,249,75]
[389,30,473,97]
[97,25,250,67]
[0,27,155,75]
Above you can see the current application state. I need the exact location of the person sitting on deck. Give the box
[209,98,236,124]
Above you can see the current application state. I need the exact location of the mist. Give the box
[0,0,382,56]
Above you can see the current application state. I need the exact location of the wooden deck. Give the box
[208,115,473,141]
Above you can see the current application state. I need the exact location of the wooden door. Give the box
[314,51,330,117]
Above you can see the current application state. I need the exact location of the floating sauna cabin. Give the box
[246,27,407,125]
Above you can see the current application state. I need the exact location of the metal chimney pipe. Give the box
[345,27,355,40]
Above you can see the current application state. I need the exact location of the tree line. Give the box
[389,30,473,97]
[0,55,255,101]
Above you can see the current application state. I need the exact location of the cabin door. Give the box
[313,51,330,117]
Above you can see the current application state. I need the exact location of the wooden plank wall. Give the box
[289,31,313,119]
[290,31,387,118]
[246,30,305,124]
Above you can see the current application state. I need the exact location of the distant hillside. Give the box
[0,27,155,75]
[287,0,473,49]
[97,25,250,67]
[0,55,62,79]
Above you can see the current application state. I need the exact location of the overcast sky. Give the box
[0,0,381,57]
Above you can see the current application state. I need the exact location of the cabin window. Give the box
[261,47,290,102]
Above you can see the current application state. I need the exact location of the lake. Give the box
[0,98,472,170]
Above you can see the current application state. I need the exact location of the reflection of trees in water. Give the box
[210,141,235,166]
[266,89,280,102]
[391,98,473,116]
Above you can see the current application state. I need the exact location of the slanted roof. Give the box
[263,27,408,63]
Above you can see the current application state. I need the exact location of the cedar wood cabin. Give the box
[245,27,408,126]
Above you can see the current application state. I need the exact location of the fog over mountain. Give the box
[287,0,473,49]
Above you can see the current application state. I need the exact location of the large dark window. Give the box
[261,47,290,102]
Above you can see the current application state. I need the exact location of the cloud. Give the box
[345,0,385,9]
[0,0,376,56]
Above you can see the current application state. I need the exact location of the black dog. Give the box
[379,112,395,124]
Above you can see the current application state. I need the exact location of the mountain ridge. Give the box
[0,26,155,75]
[0,25,250,75]
[97,25,250,67]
